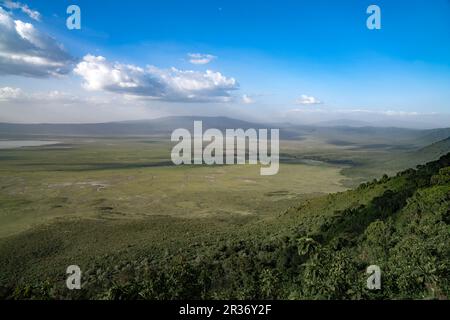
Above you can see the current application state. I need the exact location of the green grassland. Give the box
[0,132,449,299]
[0,138,349,238]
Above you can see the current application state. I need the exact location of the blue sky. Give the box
[0,0,449,127]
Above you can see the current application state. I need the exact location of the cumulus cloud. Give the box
[0,86,23,100]
[242,94,255,104]
[0,7,74,77]
[74,55,239,102]
[1,0,41,21]
[188,53,216,65]
[296,94,322,105]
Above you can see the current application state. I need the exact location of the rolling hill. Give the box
[0,116,449,148]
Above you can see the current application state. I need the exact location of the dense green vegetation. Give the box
[1,151,448,300]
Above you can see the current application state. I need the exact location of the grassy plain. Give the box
[0,137,348,238]
[0,131,448,296]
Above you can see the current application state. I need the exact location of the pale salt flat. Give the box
[0,140,60,149]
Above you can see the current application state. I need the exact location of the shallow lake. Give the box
[0,140,60,149]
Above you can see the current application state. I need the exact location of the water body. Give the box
[0,140,60,149]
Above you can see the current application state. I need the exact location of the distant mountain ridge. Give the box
[0,116,449,148]
[313,119,373,127]
[0,116,266,137]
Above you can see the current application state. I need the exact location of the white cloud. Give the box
[74,55,239,102]
[1,1,41,21]
[0,86,169,123]
[381,110,421,116]
[188,53,217,65]
[296,94,322,105]
[0,86,23,100]
[242,94,254,104]
[288,108,327,114]
[0,7,73,77]
[0,86,83,103]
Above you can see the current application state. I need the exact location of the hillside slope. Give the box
[415,137,450,160]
